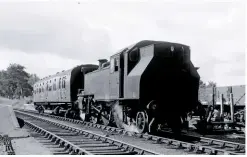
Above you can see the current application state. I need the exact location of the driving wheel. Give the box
[136,111,148,133]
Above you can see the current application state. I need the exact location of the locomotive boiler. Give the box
[33,40,200,134]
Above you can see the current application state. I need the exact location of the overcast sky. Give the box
[0,0,245,86]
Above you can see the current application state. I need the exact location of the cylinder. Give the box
[230,93,234,122]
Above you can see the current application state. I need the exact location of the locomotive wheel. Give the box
[65,109,72,118]
[100,111,111,126]
[136,111,148,133]
[38,106,44,114]
[90,115,98,124]
[39,109,44,114]
[64,110,69,118]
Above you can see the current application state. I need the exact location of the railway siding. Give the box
[199,85,245,106]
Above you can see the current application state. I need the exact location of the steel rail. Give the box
[15,109,245,155]
[0,135,15,155]
[24,121,93,155]
[15,110,160,155]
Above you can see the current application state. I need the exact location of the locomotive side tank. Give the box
[79,40,200,134]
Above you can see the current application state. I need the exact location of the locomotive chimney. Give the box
[98,59,108,69]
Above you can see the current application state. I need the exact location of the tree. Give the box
[207,81,217,88]
[199,80,217,88]
[199,80,206,88]
[0,63,39,98]
[28,74,40,87]
[7,64,31,98]
[0,70,10,97]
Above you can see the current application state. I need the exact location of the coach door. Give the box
[45,81,49,101]
[109,54,120,99]
[56,77,59,101]
[59,77,62,102]
[52,78,58,102]
[62,76,67,101]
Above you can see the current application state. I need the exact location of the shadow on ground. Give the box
[17,117,25,128]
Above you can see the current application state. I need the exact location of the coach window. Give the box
[46,82,48,91]
[53,79,56,90]
[61,79,62,88]
[64,78,66,89]
[61,78,64,89]
[59,78,61,89]
[63,77,66,89]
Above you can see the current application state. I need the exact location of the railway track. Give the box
[15,109,245,155]
[15,111,159,155]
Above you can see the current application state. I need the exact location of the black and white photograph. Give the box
[0,0,245,155]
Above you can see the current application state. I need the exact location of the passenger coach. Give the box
[33,64,98,112]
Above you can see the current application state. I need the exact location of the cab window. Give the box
[114,58,119,71]
[110,58,114,73]
[110,57,119,73]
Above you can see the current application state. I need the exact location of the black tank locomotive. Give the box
[33,40,200,134]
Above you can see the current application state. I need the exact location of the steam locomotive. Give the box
[33,40,200,134]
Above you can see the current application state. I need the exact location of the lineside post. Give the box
[212,87,216,107]
[230,93,234,122]
[220,94,224,118]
